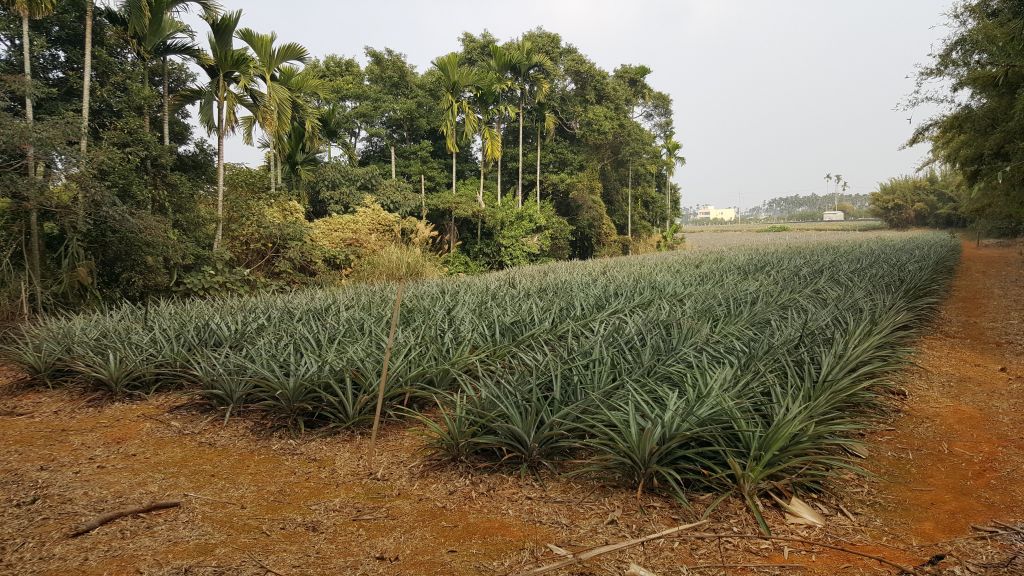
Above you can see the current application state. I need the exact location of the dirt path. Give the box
[867,240,1024,544]
[0,240,1021,575]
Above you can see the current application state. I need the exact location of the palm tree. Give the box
[508,39,551,208]
[824,173,832,197]
[473,72,505,208]
[318,103,344,162]
[236,28,309,192]
[188,9,252,251]
[434,53,479,195]
[484,44,517,205]
[433,53,478,251]
[833,174,843,210]
[109,0,219,143]
[533,102,556,206]
[661,132,686,232]
[270,65,325,194]
[4,0,57,311]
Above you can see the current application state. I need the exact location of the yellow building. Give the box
[696,206,737,221]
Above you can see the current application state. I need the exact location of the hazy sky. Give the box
[183,0,953,210]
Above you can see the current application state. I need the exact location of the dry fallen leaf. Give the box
[546,543,572,557]
[772,493,826,527]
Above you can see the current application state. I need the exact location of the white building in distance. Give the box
[696,206,737,221]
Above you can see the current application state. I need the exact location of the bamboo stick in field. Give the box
[370,282,405,453]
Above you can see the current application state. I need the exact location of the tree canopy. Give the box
[907,0,1024,234]
[0,3,683,315]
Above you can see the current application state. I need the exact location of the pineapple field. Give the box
[4,233,961,532]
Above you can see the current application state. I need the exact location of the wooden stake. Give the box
[370,282,405,453]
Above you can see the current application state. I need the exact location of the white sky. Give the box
[182,0,953,209]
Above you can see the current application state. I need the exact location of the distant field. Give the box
[682,220,887,233]
[684,228,915,251]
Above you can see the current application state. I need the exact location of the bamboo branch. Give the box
[514,520,708,575]
[370,282,405,452]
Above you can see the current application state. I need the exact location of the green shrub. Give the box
[757,225,792,233]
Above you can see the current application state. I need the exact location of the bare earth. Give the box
[1,239,1022,576]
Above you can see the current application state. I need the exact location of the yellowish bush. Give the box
[349,245,444,283]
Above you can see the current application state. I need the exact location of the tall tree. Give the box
[473,71,506,208]
[108,0,218,142]
[189,9,251,251]
[318,102,344,162]
[270,65,326,193]
[237,27,309,192]
[80,0,93,158]
[433,52,478,250]
[660,132,685,231]
[3,0,57,310]
[508,39,551,208]
[533,102,556,206]
[484,44,517,205]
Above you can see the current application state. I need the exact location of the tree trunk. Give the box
[326,142,331,162]
[80,0,93,159]
[627,161,632,239]
[22,13,43,312]
[450,152,456,253]
[162,57,170,146]
[269,150,276,193]
[213,82,226,251]
[28,206,43,311]
[21,14,33,134]
[535,125,541,206]
[142,63,150,134]
[517,97,524,208]
[390,145,396,179]
[78,0,93,228]
[495,120,502,206]
[478,149,485,208]
[420,174,426,221]
[277,152,282,190]
[665,174,671,233]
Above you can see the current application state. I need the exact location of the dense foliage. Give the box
[870,169,967,229]
[5,234,960,532]
[907,0,1024,235]
[0,2,683,317]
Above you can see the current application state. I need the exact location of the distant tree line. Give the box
[742,192,872,222]
[0,1,684,317]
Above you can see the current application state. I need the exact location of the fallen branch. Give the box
[248,552,289,576]
[672,532,918,575]
[685,563,807,571]
[514,520,708,575]
[184,492,239,507]
[68,500,181,537]
[514,526,919,576]
[992,521,1024,536]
